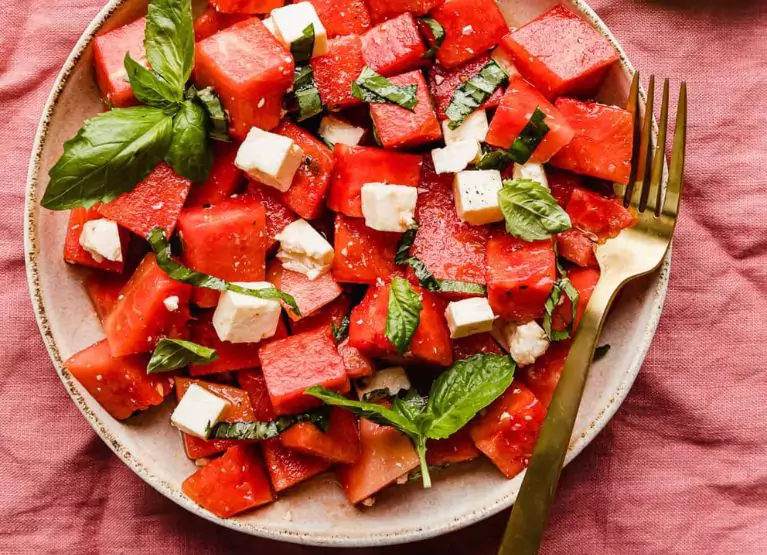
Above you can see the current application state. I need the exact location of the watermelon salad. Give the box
[44,0,637,517]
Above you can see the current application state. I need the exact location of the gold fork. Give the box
[498,74,688,555]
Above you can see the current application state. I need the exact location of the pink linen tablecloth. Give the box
[1,0,766,553]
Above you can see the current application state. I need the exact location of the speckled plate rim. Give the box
[24,0,670,546]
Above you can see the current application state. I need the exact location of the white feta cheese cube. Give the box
[170,384,229,440]
[275,219,334,280]
[513,161,549,188]
[431,139,482,174]
[212,281,282,344]
[235,127,304,192]
[262,17,285,46]
[355,367,411,400]
[494,320,550,366]
[453,170,504,225]
[78,218,123,263]
[442,110,489,145]
[163,296,180,312]
[360,183,418,232]
[445,297,496,339]
[318,115,366,147]
[491,46,520,79]
[270,3,328,58]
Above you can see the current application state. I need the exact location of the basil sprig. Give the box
[385,277,422,355]
[418,16,446,58]
[352,67,418,111]
[210,407,332,440]
[307,353,517,488]
[147,338,218,374]
[285,65,324,122]
[543,277,580,341]
[148,228,300,314]
[445,60,508,130]
[508,107,550,164]
[291,23,315,64]
[498,178,572,241]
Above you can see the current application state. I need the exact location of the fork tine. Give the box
[635,75,655,211]
[622,73,641,205]
[663,82,687,219]
[648,79,669,216]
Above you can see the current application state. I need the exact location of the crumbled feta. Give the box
[355,367,411,400]
[453,170,504,225]
[445,297,496,339]
[212,282,282,343]
[442,110,489,145]
[270,3,328,57]
[318,115,366,147]
[431,139,482,174]
[163,296,180,312]
[235,127,304,192]
[496,321,550,366]
[360,183,418,232]
[513,161,549,188]
[170,384,229,440]
[78,218,123,263]
[275,219,334,280]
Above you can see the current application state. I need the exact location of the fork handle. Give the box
[498,279,620,555]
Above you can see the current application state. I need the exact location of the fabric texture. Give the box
[1,0,766,553]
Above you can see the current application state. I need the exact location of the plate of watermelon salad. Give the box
[25,0,669,546]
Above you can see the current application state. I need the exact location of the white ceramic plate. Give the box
[24,0,668,547]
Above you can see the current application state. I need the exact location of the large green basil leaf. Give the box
[498,178,572,241]
[145,0,194,95]
[147,338,218,374]
[165,99,212,182]
[124,53,181,107]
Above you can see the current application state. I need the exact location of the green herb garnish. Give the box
[290,23,315,64]
[508,107,550,164]
[418,16,446,58]
[147,338,218,374]
[210,407,332,440]
[331,315,351,343]
[286,65,324,121]
[543,277,580,341]
[498,178,572,241]
[194,86,230,142]
[385,277,422,355]
[445,60,507,129]
[352,67,418,111]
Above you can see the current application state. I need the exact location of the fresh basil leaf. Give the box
[165,100,212,182]
[210,408,331,440]
[352,67,418,111]
[291,23,315,64]
[331,315,350,343]
[508,107,550,164]
[392,389,428,423]
[553,239,568,277]
[124,53,181,107]
[385,277,422,355]
[395,223,418,265]
[418,16,445,58]
[148,228,300,314]
[147,338,217,374]
[419,353,516,439]
[42,107,174,210]
[286,65,324,122]
[194,86,230,142]
[445,60,507,129]
[498,178,572,241]
[476,146,514,171]
[145,0,194,95]
[435,280,487,296]
[543,277,580,341]
[594,344,611,361]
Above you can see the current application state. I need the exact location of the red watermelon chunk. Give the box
[185,142,244,208]
[237,369,277,421]
[266,259,343,321]
[104,253,192,356]
[499,5,619,100]
[210,0,284,14]
[194,7,249,41]
[470,381,546,478]
[521,339,570,408]
[259,326,350,415]
[311,35,365,111]
[98,163,191,238]
[486,76,575,163]
[92,17,145,108]
[550,97,634,185]
[182,445,274,517]
[565,187,635,240]
[84,272,129,323]
[275,120,335,220]
[195,19,294,138]
[486,233,555,322]
[426,427,481,466]
[332,214,400,284]
[428,53,504,120]
[366,0,442,23]
[338,337,375,379]
[547,168,583,207]
[261,438,333,492]
[64,339,173,421]
[280,407,361,464]
[327,145,422,218]
[430,0,508,69]
[452,332,503,360]
[361,14,426,77]
[369,70,442,149]
[245,182,298,250]
[299,0,371,38]
[289,294,351,335]
[552,267,599,334]
[63,208,128,273]
[556,229,597,267]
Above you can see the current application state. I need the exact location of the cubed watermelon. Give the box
[98,163,191,238]
[195,19,294,138]
[327,144,422,217]
[299,0,371,37]
[182,445,274,517]
[486,233,555,322]
[499,5,619,100]
[452,332,503,360]
[553,267,599,334]
[365,0,442,23]
[92,18,145,108]
[194,7,249,41]
[63,208,128,273]
[259,326,350,415]
[289,294,351,335]
[104,253,192,356]
[332,214,400,284]
[369,70,442,149]
[261,438,333,492]
[550,98,634,185]
[210,0,284,14]
[236,368,277,421]
[64,339,173,420]
[556,229,597,267]
[548,168,583,207]
[338,337,375,379]
[245,182,298,250]
[185,142,244,208]
[280,407,361,464]
[361,14,426,77]
[486,76,575,163]
[521,339,570,408]
[565,187,635,240]
[430,0,508,69]
[426,427,481,466]
[84,272,129,323]
[311,35,365,111]
[428,53,504,120]
[266,259,342,321]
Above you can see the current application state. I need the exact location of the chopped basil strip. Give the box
[498,178,572,241]
[476,146,515,171]
[291,23,315,64]
[331,315,350,343]
[508,107,550,164]
[385,277,422,355]
[394,224,418,265]
[194,86,230,142]
[286,65,324,121]
[148,227,300,314]
[543,277,580,341]
[436,280,487,296]
[352,67,418,111]
[553,240,568,277]
[593,344,611,361]
[147,338,217,374]
[210,408,332,440]
[445,60,508,129]
[418,16,446,58]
